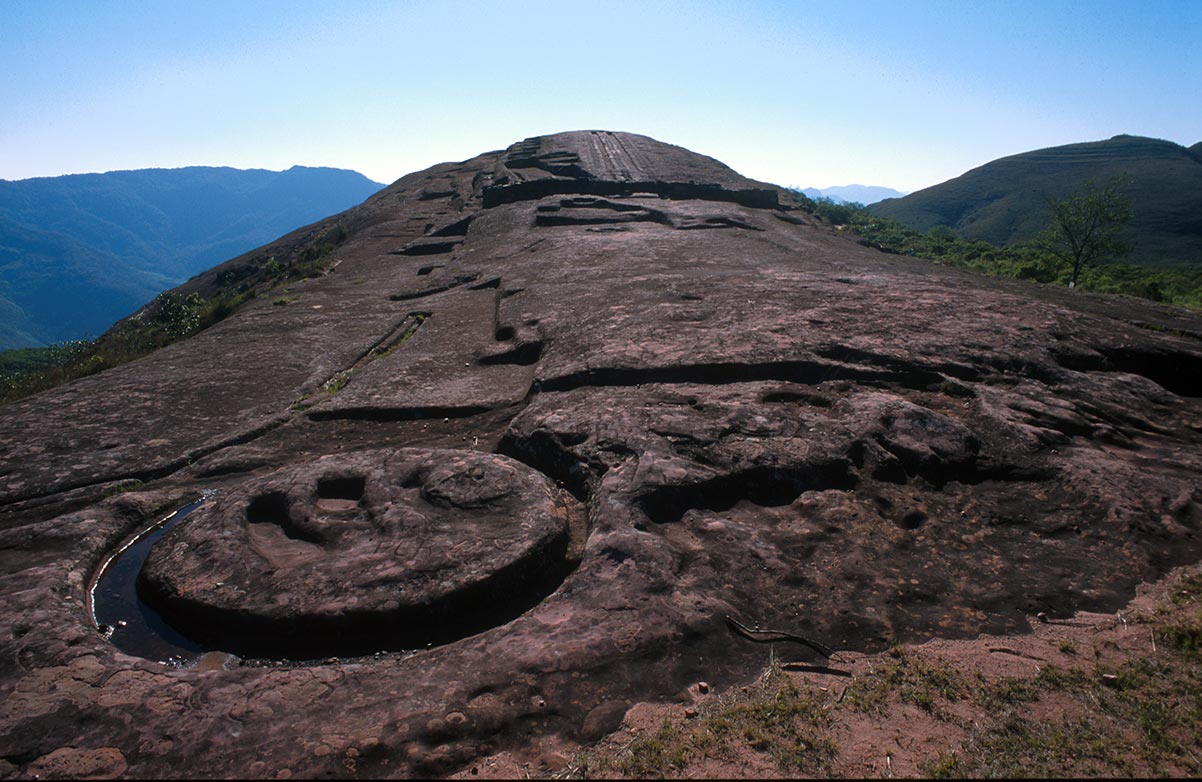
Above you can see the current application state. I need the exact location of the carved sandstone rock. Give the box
[1,130,1200,778]
[138,449,578,657]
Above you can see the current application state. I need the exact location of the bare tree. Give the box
[1038,176,1133,288]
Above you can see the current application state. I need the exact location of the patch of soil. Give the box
[489,563,1202,779]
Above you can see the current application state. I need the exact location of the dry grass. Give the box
[553,567,1202,779]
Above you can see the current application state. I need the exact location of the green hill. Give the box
[0,166,383,349]
[868,135,1202,268]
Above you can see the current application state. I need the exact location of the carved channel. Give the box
[88,495,213,665]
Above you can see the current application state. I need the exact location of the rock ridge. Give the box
[1,130,1201,778]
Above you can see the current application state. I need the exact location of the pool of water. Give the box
[89,493,213,665]
[86,486,580,664]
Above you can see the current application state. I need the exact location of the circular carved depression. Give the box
[137,448,574,658]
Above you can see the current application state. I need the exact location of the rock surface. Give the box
[138,448,580,658]
[1,130,1201,778]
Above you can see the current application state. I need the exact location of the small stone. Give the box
[580,701,628,741]
[684,707,698,719]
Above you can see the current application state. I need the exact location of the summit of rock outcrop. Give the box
[1,130,1201,778]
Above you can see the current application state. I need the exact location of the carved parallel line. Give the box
[535,360,950,395]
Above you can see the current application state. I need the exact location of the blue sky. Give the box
[3,0,1199,192]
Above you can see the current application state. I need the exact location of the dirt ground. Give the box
[455,563,1202,779]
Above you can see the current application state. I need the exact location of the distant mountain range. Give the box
[800,185,907,205]
[0,166,384,349]
[868,135,1202,268]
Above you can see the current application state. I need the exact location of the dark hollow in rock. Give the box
[389,273,480,301]
[245,491,289,526]
[638,461,859,525]
[136,448,577,658]
[314,475,365,512]
[482,177,780,210]
[899,510,927,530]
[1098,346,1202,397]
[393,238,462,256]
[674,215,762,230]
[533,198,671,229]
[496,429,593,503]
[429,216,473,237]
[537,359,944,394]
[761,389,834,407]
[306,404,492,423]
[478,339,544,366]
[244,491,324,544]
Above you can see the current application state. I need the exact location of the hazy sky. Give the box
[3,0,1199,193]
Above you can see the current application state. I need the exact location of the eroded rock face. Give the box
[1,130,1201,778]
[138,449,579,657]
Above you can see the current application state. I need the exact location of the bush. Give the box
[818,202,1202,312]
[0,222,347,406]
[811,197,861,226]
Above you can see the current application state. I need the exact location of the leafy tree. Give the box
[811,197,862,226]
[1037,177,1134,288]
[148,291,205,337]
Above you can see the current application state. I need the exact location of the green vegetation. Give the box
[1037,176,1134,287]
[924,570,1202,778]
[866,135,1202,268]
[922,716,1135,778]
[0,289,248,404]
[322,370,353,395]
[801,194,1202,311]
[372,313,429,359]
[0,224,347,406]
[577,663,837,778]
[570,568,1202,778]
[104,478,145,496]
[614,720,691,777]
[845,644,965,715]
[928,651,1202,777]
[694,673,837,772]
[0,166,382,349]
[0,341,93,375]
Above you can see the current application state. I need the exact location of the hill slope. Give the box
[0,166,383,348]
[801,184,906,204]
[0,131,1200,779]
[869,135,1202,267]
